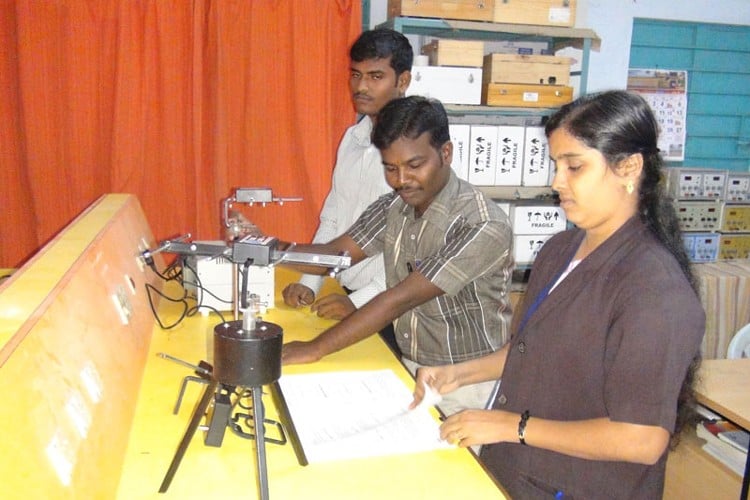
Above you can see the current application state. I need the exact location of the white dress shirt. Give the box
[298,115,391,308]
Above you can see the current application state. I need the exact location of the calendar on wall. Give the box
[627,69,688,162]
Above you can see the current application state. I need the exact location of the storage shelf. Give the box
[445,104,561,117]
[479,185,556,200]
[381,17,599,47]
[377,16,599,94]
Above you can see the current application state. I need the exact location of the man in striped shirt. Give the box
[283,96,513,414]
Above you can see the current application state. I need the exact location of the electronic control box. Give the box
[674,200,723,232]
[683,232,720,263]
[719,233,750,260]
[183,246,275,315]
[720,204,750,232]
[725,173,750,203]
[666,168,726,201]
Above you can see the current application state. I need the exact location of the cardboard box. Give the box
[407,66,482,105]
[468,125,498,185]
[449,124,471,181]
[389,0,495,22]
[510,204,566,234]
[522,126,552,187]
[492,0,576,27]
[494,125,525,186]
[422,40,485,67]
[483,53,571,86]
[482,82,573,107]
[514,233,554,265]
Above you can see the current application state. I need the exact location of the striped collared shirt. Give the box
[347,172,513,365]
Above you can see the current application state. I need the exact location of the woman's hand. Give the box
[439,409,517,448]
[409,365,461,410]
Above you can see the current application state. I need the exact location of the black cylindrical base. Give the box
[213,320,283,387]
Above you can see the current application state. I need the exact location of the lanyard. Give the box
[517,244,579,335]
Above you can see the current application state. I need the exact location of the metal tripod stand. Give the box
[158,320,306,499]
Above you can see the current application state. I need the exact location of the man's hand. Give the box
[282,283,315,308]
[282,340,324,365]
[311,294,356,320]
[226,210,263,240]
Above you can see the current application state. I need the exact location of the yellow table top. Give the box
[116,268,506,499]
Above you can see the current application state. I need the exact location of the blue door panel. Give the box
[694,50,750,72]
[690,94,750,114]
[687,115,741,136]
[696,26,750,50]
[631,19,750,172]
[630,46,694,67]
[689,137,746,159]
[631,22,696,46]
[691,73,750,93]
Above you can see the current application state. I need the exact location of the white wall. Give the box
[369,0,750,92]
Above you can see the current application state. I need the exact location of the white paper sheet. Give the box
[277,369,452,463]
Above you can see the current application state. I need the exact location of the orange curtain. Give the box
[0,0,361,268]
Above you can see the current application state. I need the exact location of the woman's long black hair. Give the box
[545,90,701,445]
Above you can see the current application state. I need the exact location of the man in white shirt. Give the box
[282,29,413,352]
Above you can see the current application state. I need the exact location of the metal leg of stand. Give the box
[270,381,308,466]
[159,378,218,493]
[252,386,270,500]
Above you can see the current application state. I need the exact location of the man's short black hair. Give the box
[350,29,413,76]
[372,96,450,152]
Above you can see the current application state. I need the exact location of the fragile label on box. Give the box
[510,204,566,234]
[449,124,471,181]
[522,126,551,186]
[469,125,498,185]
[494,126,524,186]
[513,233,554,265]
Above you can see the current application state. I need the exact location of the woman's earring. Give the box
[626,180,635,194]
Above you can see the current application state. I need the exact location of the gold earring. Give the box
[626,180,634,194]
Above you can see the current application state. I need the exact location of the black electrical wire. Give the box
[144,256,228,329]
